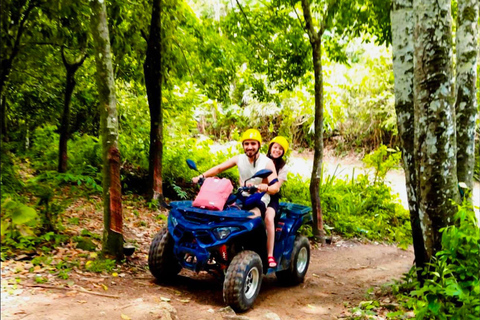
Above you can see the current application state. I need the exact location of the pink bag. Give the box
[193,177,234,211]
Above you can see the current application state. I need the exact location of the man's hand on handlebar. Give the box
[257,183,268,193]
[192,175,204,184]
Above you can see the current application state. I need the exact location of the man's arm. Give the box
[192,155,238,183]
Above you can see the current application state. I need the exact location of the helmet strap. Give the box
[253,149,259,167]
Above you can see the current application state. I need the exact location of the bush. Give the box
[27,125,59,171]
[0,146,24,197]
[162,137,240,199]
[281,168,411,245]
[409,206,480,319]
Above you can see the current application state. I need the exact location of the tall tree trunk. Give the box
[90,0,123,260]
[455,0,478,195]
[413,0,459,259]
[58,47,87,173]
[391,0,427,279]
[301,0,325,243]
[144,0,164,202]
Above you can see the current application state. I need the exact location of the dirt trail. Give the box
[1,242,413,320]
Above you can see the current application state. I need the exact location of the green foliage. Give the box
[67,134,103,175]
[31,171,102,193]
[359,205,480,319]
[1,199,38,240]
[31,254,79,280]
[85,258,117,273]
[409,206,480,319]
[73,236,97,251]
[325,42,396,152]
[0,147,24,196]
[1,219,68,259]
[172,183,188,200]
[363,145,401,184]
[194,41,396,151]
[281,167,411,246]
[27,125,60,171]
[474,133,480,182]
[163,137,239,191]
[26,125,102,178]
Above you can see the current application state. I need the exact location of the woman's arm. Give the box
[263,158,280,194]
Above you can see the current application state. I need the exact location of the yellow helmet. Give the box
[240,129,262,144]
[270,136,289,153]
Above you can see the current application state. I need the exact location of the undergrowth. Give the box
[348,204,479,319]
[282,146,410,247]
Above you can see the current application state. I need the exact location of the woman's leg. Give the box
[265,207,276,257]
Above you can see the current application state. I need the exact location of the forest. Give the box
[1,0,479,319]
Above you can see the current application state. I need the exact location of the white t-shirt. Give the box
[237,153,269,186]
[236,153,270,207]
[277,164,288,182]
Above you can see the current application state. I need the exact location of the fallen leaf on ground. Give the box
[121,314,131,320]
[65,290,78,297]
[13,310,27,315]
[160,297,171,302]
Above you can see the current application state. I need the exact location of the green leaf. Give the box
[1,221,11,236]
[12,204,38,225]
[2,199,17,210]
[426,294,441,314]
[445,282,463,297]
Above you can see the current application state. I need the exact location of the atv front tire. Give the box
[276,235,310,285]
[223,250,263,312]
[148,228,181,280]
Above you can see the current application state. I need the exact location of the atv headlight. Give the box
[213,227,240,240]
[170,215,178,228]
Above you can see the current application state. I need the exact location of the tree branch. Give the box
[170,37,194,81]
[291,0,306,31]
[300,0,318,42]
[22,283,120,299]
[140,29,148,42]
[234,0,273,53]
[61,45,88,69]
[318,0,338,37]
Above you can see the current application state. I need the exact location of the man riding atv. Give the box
[192,129,280,267]
[148,129,312,312]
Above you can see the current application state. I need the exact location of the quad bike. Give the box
[148,160,312,312]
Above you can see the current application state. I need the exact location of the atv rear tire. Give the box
[223,250,263,312]
[276,235,310,286]
[148,228,181,280]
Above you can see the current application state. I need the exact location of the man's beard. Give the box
[245,149,258,158]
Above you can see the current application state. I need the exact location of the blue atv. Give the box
[148,160,312,312]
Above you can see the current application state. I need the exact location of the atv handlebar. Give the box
[237,186,258,194]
